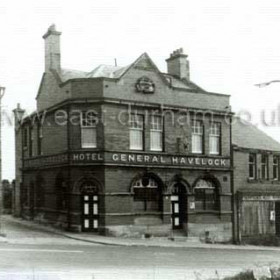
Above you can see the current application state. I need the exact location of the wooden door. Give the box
[82,194,99,232]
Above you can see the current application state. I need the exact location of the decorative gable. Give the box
[133,53,155,71]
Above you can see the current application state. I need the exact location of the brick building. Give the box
[14,25,233,242]
[232,118,280,242]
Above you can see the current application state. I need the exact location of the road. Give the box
[0,217,280,280]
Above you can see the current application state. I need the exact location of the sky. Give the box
[1,0,280,180]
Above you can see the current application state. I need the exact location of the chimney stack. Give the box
[42,24,61,73]
[166,48,190,81]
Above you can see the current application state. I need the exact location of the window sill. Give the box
[247,178,271,183]
[133,212,162,216]
[194,210,220,214]
[271,179,280,184]
[247,178,258,183]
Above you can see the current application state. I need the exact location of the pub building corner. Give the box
[13,25,234,243]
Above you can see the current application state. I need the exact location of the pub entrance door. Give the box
[81,183,99,232]
[171,183,187,229]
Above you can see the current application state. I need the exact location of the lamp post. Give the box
[0,86,5,226]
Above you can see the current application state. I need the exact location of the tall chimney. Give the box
[42,24,61,73]
[166,48,190,81]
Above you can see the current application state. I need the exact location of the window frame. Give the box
[194,179,219,211]
[37,124,43,156]
[80,111,98,149]
[191,120,204,154]
[23,127,28,149]
[132,177,160,212]
[273,155,280,181]
[248,153,257,180]
[129,114,144,151]
[29,126,33,157]
[150,115,163,152]
[209,122,221,155]
[261,154,269,180]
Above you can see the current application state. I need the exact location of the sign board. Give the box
[24,151,231,169]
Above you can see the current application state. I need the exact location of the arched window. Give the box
[194,179,219,211]
[132,176,161,212]
[80,181,99,194]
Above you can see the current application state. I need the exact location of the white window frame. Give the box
[81,111,97,148]
[129,114,144,150]
[209,122,221,155]
[150,115,163,151]
[273,156,279,180]
[261,154,269,180]
[249,153,256,180]
[192,120,203,154]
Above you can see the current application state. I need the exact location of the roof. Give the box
[58,53,205,92]
[232,117,280,152]
[60,65,129,83]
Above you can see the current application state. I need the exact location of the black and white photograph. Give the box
[1,0,280,279]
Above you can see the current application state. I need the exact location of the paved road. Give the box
[1,217,280,280]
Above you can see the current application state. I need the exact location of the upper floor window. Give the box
[192,120,203,154]
[23,127,28,148]
[209,122,221,155]
[29,127,33,157]
[81,111,97,148]
[150,115,163,151]
[261,154,269,180]
[37,124,43,156]
[273,156,279,180]
[249,153,257,179]
[129,114,144,150]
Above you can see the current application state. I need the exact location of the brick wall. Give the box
[103,68,230,111]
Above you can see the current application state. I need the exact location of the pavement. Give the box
[2,214,280,251]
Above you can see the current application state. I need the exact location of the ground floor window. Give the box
[132,176,161,212]
[194,179,219,211]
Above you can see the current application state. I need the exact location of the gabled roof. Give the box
[232,117,280,152]
[57,52,204,92]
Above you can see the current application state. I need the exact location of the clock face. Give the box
[135,77,155,94]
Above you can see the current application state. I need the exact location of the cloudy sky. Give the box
[1,0,280,180]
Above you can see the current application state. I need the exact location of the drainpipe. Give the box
[66,104,71,231]
[229,114,236,243]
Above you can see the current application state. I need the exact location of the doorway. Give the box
[171,183,187,229]
[81,183,99,232]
